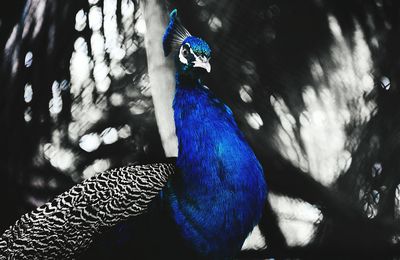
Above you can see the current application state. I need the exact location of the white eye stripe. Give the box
[189,47,195,56]
[179,45,189,64]
[194,53,209,63]
[199,56,209,62]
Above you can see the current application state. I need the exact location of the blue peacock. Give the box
[162,9,268,259]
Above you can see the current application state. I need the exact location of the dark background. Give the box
[1,0,400,258]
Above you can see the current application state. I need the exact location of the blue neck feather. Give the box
[167,73,267,259]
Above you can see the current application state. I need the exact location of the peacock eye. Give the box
[182,48,189,57]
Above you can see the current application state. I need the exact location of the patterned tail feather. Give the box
[0,163,175,259]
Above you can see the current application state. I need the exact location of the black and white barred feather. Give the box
[0,163,175,259]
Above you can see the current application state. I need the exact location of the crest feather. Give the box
[162,9,191,56]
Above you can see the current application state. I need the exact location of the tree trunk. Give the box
[140,0,178,157]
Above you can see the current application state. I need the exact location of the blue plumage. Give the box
[163,9,268,259]
[182,37,211,57]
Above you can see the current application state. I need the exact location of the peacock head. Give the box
[163,9,211,77]
[177,36,211,74]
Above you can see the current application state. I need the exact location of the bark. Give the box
[141,0,178,157]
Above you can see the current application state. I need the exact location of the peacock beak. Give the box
[193,57,211,73]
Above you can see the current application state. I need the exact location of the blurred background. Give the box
[1,0,400,258]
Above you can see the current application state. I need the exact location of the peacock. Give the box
[0,9,267,260]
[162,9,268,259]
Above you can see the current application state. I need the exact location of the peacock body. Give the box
[163,9,268,259]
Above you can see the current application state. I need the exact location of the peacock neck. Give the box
[175,72,201,88]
